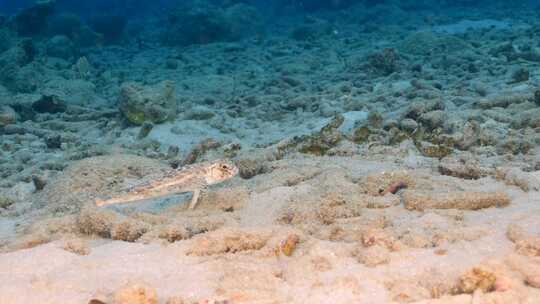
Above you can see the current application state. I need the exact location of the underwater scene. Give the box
[1,0,540,303]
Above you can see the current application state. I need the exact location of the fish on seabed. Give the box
[95,160,238,210]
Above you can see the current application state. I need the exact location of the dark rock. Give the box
[0,41,36,91]
[18,38,37,63]
[32,175,47,191]
[236,158,266,179]
[45,134,62,149]
[32,94,67,113]
[165,2,262,46]
[165,3,231,46]
[534,89,540,106]
[299,114,344,155]
[367,48,400,76]
[89,15,126,44]
[10,102,35,121]
[11,0,56,36]
[166,145,179,159]
[182,138,221,165]
[290,18,332,41]
[2,124,27,135]
[165,58,178,69]
[510,68,529,83]
[47,13,82,38]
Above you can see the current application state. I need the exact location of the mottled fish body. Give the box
[95,160,238,210]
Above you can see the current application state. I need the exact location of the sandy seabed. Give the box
[1,1,540,303]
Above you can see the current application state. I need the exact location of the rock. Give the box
[399,31,471,56]
[89,15,126,44]
[405,99,445,120]
[0,44,35,91]
[32,94,67,113]
[419,110,446,129]
[367,111,383,128]
[119,81,176,125]
[224,3,264,41]
[456,267,497,294]
[45,134,62,149]
[496,167,540,191]
[299,114,344,155]
[339,111,368,134]
[236,157,266,179]
[0,195,14,209]
[46,35,75,60]
[366,48,400,76]
[32,175,47,191]
[438,154,487,180]
[455,121,480,150]
[166,297,185,304]
[510,107,540,129]
[389,281,432,303]
[10,0,56,36]
[0,28,14,53]
[184,105,215,120]
[400,118,418,132]
[403,190,510,211]
[356,245,390,267]
[165,2,262,46]
[61,238,90,255]
[352,125,373,144]
[182,138,221,165]
[76,206,150,242]
[166,145,180,160]
[165,58,178,69]
[47,13,83,38]
[291,18,332,41]
[506,254,540,289]
[137,122,154,140]
[362,170,415,196]
[43,78,102,107]
[510,68,529,83]
[186,228,270,256]
[113,282,158,304]
[474,92,530,110]
[0,105,17,126]
[417,141,452,159]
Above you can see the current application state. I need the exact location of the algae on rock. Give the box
[119,81,177,125]
[299,114,344,155]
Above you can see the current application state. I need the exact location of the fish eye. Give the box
[221,164,228,169]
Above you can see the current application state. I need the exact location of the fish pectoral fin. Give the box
[188,187,206,210]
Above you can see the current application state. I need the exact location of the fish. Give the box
[95,159,238,210]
